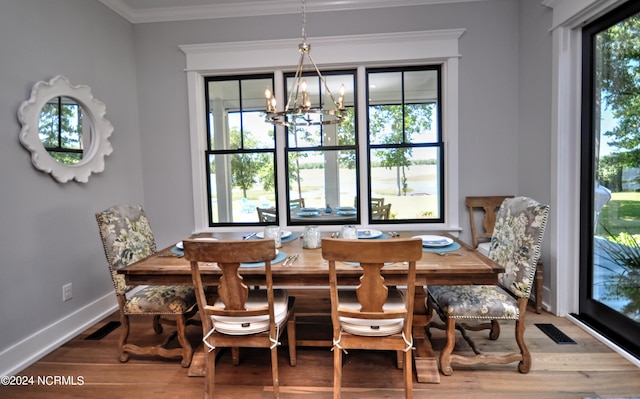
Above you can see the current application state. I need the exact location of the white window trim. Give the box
[180,29,464,233]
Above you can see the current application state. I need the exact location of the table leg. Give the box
[188,346,207,377]
[412,286,441,383]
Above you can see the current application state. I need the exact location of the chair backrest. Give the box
[289,198,305,209]
[95,205,157,295]
[491,197,549,299]
[371,197,385,207]
[465,195,514,248]
[321,238,423,332]
[257,206,277,223]
[183,239,278,335]
[372,203,391,220]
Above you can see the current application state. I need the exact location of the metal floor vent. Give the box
[535,323,577,344]
[85,321,120,340]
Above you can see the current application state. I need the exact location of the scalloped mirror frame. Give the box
[18,75,113,183]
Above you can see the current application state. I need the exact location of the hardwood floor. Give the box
[2,295,639,399]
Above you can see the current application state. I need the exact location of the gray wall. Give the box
[0,0,143,374]
[0,0,553,374]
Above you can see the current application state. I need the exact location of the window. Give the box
[182,30,462,232]
[285,70,358,225]
[204,75,276,226]
[367,66,443,223]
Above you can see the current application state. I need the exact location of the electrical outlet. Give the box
[63,283,72,302]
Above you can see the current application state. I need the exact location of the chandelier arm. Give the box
[285,50,307,112]
[305,52,342,109]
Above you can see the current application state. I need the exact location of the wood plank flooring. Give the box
[2,292,639,399]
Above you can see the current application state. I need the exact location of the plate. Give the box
[412,235,454,247]
[256,230,292,239]
[358,229,383,239]
[336,210,357,216]
[176,237,218,249]
[335,206,356,212]
[299,207,322,213]
[297,210,321,217]
[240,250,287,268]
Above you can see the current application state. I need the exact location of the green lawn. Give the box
[597,192,640,236]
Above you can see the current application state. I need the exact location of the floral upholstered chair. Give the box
[96,205,198,367]
[428,197,549,375]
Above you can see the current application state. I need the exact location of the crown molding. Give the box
[99,0,487,24]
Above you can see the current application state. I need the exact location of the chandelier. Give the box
[264,0,346,128]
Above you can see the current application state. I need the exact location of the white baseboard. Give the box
[0,292,118,377]
[567,314,640,368]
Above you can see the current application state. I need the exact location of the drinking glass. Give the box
[340,225,358,239]
[303,225,322,249]
[263,225,282,248]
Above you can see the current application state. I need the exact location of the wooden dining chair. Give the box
[321,237,423,399]
[183,239,296,399]
[256,206,277,223]
[95,205,198,367]
[466,195,544,313]
[289,198,305,209]
[428,197,549,375]
[372,203,391,220]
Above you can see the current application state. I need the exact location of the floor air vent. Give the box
[85,321,120,340]
[535,323,577,344]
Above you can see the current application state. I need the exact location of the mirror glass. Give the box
[19,76,113,183]
[38,96,88,165]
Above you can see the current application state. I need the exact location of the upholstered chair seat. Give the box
[122,285,196,314]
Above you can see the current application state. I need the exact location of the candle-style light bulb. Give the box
[265,88,272,112]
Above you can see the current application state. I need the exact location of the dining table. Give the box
[118,230,504,384]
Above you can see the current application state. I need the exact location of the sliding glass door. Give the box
[579,0,640,359]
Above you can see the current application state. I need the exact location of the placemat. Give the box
[241,250,288,268]
[422,242,461,253]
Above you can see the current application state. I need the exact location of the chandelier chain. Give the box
[301,0,307,42]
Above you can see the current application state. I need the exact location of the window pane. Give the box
[370,147,440,220]
[367,66,443,223]
[207,152,276,224]
[288,149,357,222]
[207,78,274,150]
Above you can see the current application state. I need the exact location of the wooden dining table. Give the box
[118,230,503,384]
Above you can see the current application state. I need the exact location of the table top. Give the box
[119,231,504,287]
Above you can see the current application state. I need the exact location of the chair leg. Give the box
[403,349,413,399]
[175,314,193,368]
[515,300,531,373]
[204,347,216,399]
[231,347,240,366]
[152,315,163,334]
[333,345,343,399]
[534,261,544,313]
[118,312,131,363]
[439,317,456,376]
[270,345,280,399]
[287,316,297,367]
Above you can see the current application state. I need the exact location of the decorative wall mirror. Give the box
[18,75,113,183]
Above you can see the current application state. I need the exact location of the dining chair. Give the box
[95,205,198,367]
[289,198,305,209]
[256,206,277,223]
[183,238,296,399]
[321,237,423,399]
[466,195,544,313]
[371,197,385,207]
[372,203,391,220]
[428,196,548,375]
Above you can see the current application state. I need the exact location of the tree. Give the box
[598,13,640,171]
[229,127,270,198]
[369,103,433,195]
